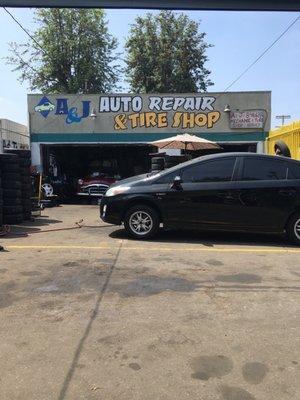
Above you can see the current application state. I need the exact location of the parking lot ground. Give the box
[0,205,299,400]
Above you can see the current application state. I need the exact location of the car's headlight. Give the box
[105,186,130,197]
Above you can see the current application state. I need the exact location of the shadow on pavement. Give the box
[109,227,293,248]
[0,216,63,239]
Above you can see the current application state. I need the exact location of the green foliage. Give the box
[125,11,213,93]
[7,9,120,93]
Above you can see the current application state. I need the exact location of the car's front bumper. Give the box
[77,192,104,197]
[100,196,124,225]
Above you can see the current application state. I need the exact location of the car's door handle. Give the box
[279,189,297,197]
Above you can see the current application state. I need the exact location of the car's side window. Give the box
[181,158,236,183]
[241,158,287,181]
[155,170,181,184]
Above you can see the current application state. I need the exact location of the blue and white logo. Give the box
[34,96,55,118]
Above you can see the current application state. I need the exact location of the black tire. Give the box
[19,159,31,167]
[3,205,23,215]
[1,181,21,190]
[23,215,32,221]
[3,198,22,206]
[2,172,21,181]
[152,159,165,167]
[3,189,22,198]
[151,156,165,163]
[21,183,31,192]
[3,213,23,225]
[286,213,300,245]
[0,154,19,163]
[21,176,31,183]
[4,149,31,159]
[0,163,20,172]
[275,140,291,158]
[124,205,159,240]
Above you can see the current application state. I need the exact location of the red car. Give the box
[77,172,118,197]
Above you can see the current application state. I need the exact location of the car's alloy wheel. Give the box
[124,205,159,239]
[286,213,300,245]
[294,218,300,241]
[129,211,153,236]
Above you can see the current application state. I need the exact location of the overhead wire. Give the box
[3,7,46,55]
[3,7,300,129]
[220,15,300,95]
[2,7,85,132]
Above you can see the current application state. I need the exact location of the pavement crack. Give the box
[57,242,123,400]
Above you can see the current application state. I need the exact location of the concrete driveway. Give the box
[0,205,299,400]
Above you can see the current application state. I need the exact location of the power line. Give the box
[3,7,46,55]
[221,15,300,94]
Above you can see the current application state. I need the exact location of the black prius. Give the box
[100,153,300,244]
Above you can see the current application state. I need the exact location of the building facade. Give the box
[0,119,29,151]
[28,91,271,179]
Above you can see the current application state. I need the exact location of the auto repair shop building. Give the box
[29,91,271,181]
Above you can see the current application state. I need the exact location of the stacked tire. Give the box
[0,153,23,225]
[0,166,3,227]
[11,150,31,220]
[4,150,32,221]
[151,157,165,172]
[165,155,190,169]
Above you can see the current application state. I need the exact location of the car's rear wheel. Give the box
[124,205,159,239]
[286,213,300,245]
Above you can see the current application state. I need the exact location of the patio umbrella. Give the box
[150,133,221,152]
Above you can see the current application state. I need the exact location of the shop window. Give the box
[182,158,236,183]
[242,158,287,181]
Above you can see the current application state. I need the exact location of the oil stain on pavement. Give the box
[128,362,141,371]
[215,273,262,284]
[191,355,233,380]
[110,275,199,297]
[242,362,269,384]
[220,385,256,400]
[206,259,224,266]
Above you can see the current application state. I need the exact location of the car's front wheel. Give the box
[124,205,159,239]
[286,213,300,245]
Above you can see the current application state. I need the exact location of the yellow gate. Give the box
[267,121,300,160]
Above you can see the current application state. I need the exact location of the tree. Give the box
[125,11,213,93]
[7,9,120,93]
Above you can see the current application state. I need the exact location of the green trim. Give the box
[30,131,268,143]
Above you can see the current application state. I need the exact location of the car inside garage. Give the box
[40,143,154,199]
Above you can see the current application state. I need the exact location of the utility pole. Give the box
[276,115,291,126]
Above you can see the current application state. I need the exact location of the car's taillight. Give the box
[78,179,83,185]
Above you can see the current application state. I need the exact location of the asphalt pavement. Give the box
[0,205,299,400]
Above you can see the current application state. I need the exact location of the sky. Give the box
[0,8,299,128]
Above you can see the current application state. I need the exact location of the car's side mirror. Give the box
[171,175,182,190]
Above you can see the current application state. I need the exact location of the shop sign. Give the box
[104,96,221,130]
[33,94,221,130]
[29,92,271,134]
[230,110,265,129]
